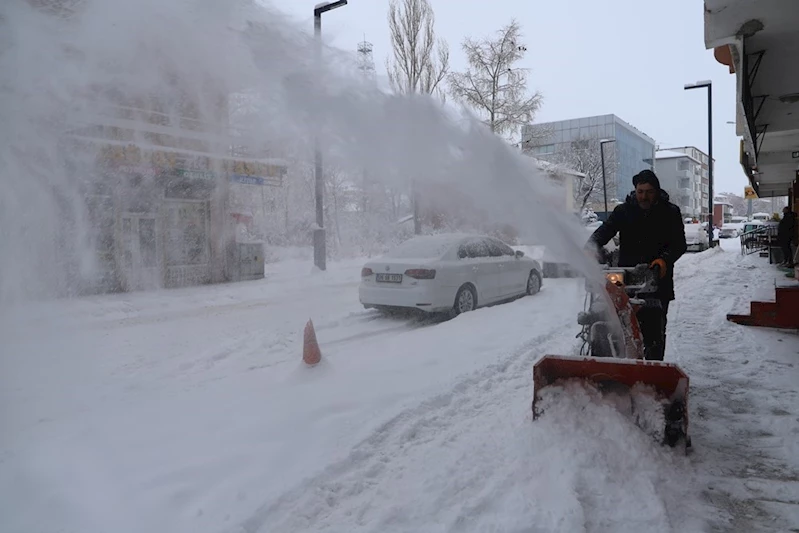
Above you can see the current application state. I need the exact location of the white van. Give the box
[684,223,709,252]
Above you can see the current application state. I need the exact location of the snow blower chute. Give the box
[532,263,692,452]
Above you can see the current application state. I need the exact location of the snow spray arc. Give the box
[1,0,610,309]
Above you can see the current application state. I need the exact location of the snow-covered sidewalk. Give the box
[1,240,797,533]
[668,240,799,531]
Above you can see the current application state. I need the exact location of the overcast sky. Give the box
[274,0,746,196]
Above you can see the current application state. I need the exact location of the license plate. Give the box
[376,273,403,283]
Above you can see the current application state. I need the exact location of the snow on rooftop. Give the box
[528,156,585,178]
[656,150,691,159]
[655,150,702,165]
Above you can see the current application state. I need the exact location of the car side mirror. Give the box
[515,250,524,258]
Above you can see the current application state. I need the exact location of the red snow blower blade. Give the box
[532,264,692,452]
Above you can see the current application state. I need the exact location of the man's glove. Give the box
[649,258,667,279]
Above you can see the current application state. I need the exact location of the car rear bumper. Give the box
[359,283,452,312]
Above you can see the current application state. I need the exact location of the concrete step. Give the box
[727,286,799,330]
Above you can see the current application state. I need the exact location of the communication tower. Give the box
[356,37,376,84]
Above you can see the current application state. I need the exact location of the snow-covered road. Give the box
[1,241,797,533]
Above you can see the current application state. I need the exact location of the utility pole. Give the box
[312,1,348,270]
[684,80,714,247]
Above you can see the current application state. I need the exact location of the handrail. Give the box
[739,225,777,256]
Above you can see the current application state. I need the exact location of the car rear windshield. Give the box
[384,236,454,259]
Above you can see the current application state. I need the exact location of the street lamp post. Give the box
[313,0,347,271]
[599,138,615,220]
[684,80,714,248]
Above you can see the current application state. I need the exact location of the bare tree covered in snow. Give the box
[448,20,543,141]
[552,137,618,212]
[269,147,415,259]
[386,0,449,99]
[385,0,449,234]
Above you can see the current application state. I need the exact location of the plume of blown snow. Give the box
[0,0,606,305]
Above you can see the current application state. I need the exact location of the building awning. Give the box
[704,0,799,198]
[713,45,735,73]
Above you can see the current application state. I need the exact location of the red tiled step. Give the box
[727,286,799,330]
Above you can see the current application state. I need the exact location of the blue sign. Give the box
[230,174,266,186]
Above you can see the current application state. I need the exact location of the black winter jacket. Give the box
[588,190,687,301]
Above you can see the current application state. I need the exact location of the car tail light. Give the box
[404,268,436,279]
[361,267,373,277]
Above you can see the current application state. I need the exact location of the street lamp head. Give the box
[684,80,712,90]
[599,138,616,144]
[315,0,347,15]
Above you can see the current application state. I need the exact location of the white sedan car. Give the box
[359,233,544,316]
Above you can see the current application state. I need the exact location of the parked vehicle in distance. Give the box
[359,233,544,316]
[685,223,710,252]
[719,224,742,238]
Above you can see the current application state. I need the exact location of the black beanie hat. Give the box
[632,169,661,190]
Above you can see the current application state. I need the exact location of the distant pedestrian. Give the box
[777,206,796,267]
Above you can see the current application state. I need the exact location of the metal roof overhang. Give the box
[704,0,799,198]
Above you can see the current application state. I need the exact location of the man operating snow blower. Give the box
[586,170,687,360]
[531,170,692,451]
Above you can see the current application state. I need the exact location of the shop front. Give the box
[77,142,286,293]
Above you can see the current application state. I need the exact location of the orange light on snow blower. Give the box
[605,272,624,285]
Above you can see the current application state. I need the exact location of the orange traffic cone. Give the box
[303,319,322,366]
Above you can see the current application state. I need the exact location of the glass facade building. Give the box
[522,114,657,201]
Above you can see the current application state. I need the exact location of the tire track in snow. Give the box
[230,321,702,533]
[230,325,575,533]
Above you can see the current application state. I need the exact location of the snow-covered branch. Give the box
[447,20,543,141]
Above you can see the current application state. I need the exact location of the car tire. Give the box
[452,284,477,316]
[526,271,542,295]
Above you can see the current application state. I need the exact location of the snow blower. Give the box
[532,263,692,452]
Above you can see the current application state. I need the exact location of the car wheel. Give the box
[453,284,477,316]
[526,271,542,295]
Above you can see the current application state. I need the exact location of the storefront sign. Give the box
[229,173,283,187]
[97,143,286,186]
[230,174,265,186]
[173,168,215,180]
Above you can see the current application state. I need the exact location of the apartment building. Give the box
[654,150,704,219]
[658,146,712,220]
[521,114,657,199]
